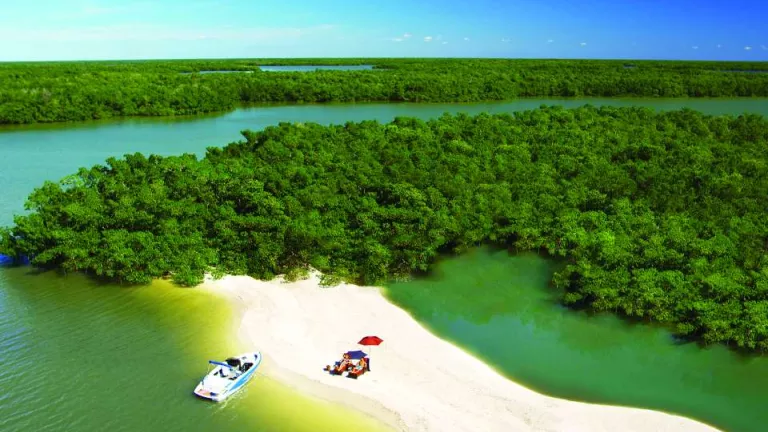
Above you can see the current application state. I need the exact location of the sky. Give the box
[0,0,766,61]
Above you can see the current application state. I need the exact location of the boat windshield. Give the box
[225,358,242,368]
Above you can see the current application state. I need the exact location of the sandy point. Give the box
[203,270,722,432]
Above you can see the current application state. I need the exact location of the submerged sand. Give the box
[205,271,721,432]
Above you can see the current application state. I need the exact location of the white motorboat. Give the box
[193,352,261,402]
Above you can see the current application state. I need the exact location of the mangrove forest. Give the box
[2,58,768,124]
[2,105,767,353]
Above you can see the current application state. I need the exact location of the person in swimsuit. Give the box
[350,357,367,376]
[325,352,352,373]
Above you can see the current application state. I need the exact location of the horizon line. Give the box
[2,56,768,64]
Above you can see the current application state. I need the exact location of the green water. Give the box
[385,249,768,432]
[0,268,389,432]
[1,98,768,431]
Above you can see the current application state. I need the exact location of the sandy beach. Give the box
[205,270,721,432]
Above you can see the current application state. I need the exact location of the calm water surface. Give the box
[385,249,768,432]
[180,70,256,74]
[1,98,767,432]
[0,269,388,432]
[258,65,374,72]
[179,65,374,74]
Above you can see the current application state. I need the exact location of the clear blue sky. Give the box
[1,0,766,61]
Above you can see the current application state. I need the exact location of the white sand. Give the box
[205,271,721,432]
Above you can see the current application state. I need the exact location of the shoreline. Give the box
[218,279,406,431]
[204,270,721,432]
[3,97,768,132]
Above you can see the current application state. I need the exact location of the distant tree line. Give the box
[1,58,768,124]
[2,105,767,352]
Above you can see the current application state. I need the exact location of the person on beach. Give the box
[349,357,368,376]
[325,352,352,373]
[340,353,352,366]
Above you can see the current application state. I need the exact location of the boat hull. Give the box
[193,352,261,402]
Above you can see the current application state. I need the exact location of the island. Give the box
[2,105,766,355]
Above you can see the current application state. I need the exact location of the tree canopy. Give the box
[1,58,768,124]
[2,105,767,352]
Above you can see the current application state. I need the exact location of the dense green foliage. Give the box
[2,58,768,124]
[2,105,767,351]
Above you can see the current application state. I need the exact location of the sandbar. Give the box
[205,270,721,432]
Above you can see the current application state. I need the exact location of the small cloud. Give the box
[579,42,587,46]
[390,33,411,42]
[761,45,767,50]
[744,46,752,50]
[435,35,443,41]
[501,38,511,43]
[424,36,433,42]
[716,44,722,48]
[692,45,698,50]
[464,37,469,41]
[442,41,448,45]
[547,39,554,43]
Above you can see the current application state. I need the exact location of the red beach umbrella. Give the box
[358,336,383,355]
[358,336,383,346]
